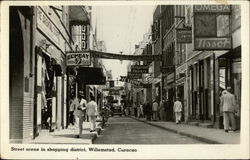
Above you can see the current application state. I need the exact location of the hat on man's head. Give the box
[226,86,233,92]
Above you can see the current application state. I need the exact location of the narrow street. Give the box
[94,116,205,144]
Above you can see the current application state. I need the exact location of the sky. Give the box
[93,5,155,85]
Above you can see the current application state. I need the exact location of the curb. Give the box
[131,117,221,144]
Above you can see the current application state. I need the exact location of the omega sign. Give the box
[194,5,231,13]
[66,52,91,66]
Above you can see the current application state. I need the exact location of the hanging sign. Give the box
[120,76,151,88]
[91,50,163,61]
[66,52,91,66]
[131,68,148,74]
[127,72,142,79]
[176,29,192,43]
[120,76,141,85]
[131,65,149,70]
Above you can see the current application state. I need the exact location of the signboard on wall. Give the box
[195,37,232,50]
[193,5,232,50]
[37,7,60,46]
[66,52,91,66]
[194,5,231,13]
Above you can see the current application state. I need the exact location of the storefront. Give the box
[176,63,187,122]
[34,6,68,137]
[187,51,214,123]
[214,46,241,129]
[164,73,175,121]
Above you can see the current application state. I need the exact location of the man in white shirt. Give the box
[173,97,182,124]
[86,94,98,132]
[220,87,237,132]
[72,95,86,138]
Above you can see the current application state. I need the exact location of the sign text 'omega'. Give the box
[66,52,91,66]
[194,5,231,13]
[193,5,232,50]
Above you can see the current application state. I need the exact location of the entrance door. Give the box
[167,88,174,121]
[177,85,184,121]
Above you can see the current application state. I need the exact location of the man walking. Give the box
[72,95,86,138]
[86,94,98,132]
[173,97,182,124]
[220,87,237,132]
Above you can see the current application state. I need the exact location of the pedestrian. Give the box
[159,99,166,121]
[69,98,75,126]
[139,103,144,118]
[152,100,159,121]
[86,94,98,132]
[72,95,86,138]
[220,87,237,132]
[173,97,182,124]
[137,104,140,118]
[145,101,152,121]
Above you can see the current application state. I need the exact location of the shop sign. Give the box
[131,68,148,74]
[37,7,60,46]
[194,37,232,50]
[131,65,149,70]
[127,72,142,79]
[81,25,88,50]
[109,90,120,95]
[66,52,91,66]
[176,29,192,43]
[194,5,231,13]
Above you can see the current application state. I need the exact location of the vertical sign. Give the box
[81,25,88,50]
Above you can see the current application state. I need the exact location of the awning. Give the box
[76,67,106,85]
[69,6,90,25]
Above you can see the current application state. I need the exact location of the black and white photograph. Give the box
[1,1,249,159]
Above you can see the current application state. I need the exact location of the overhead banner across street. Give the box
[91,50,163,61]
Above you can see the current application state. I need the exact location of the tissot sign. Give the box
[66,52,91,66]
[193,5,232,50]
[195,37,231,50]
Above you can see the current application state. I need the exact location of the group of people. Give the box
[131,98,183,124]
[69,94,98,138]
[133,86,238,132]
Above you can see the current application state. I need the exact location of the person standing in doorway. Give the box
[220,87,237,132]
[86,94,98,132]
[173,97,182,124]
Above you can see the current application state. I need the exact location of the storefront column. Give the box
[214,57,221,128]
